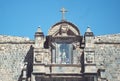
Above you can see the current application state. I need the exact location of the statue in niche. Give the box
[60,49,67,64]
[57,44,71,64]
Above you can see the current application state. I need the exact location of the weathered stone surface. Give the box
[94,34,120,81]
[0,35,33,81]
[0,35,34,43]
[95,33,120,43]
[0,32,120,81]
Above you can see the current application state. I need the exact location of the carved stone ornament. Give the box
[86,54,93,63]
[35,54,42,62]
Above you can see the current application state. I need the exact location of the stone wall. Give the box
[94,33,120,43]
[0,35,32,43]
[94,34,120,81]
[0,35,34,81]
[0,33,120,81]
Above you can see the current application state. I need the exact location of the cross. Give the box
[60,8,67,20]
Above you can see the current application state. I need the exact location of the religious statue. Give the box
[57,44,71,64]
[61,49,66,64]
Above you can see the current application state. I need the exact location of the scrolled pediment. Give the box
[48,21,80,37]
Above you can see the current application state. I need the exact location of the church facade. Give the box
[0,9,120,81]
[30,20,98,81]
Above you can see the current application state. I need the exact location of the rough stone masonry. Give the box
[0,21,120,81]
[0,33,120,81]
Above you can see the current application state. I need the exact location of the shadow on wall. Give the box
[80,52,84,73]
[18,45,34,81]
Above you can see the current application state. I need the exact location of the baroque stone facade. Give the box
[0,10,120,81]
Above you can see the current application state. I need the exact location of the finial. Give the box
[87,25,91,28]
[86,26,92,32]
[60,8,67,20]
[37,26,42,32]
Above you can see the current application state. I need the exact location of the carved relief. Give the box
[86,54,93,63]
[60,24,69,36]
[35,54,42,63]
[48,21,80,36]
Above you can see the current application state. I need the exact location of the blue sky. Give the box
[0,0,120,39]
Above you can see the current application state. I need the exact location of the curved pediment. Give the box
[48,21,80,37]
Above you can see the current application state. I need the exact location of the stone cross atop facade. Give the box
[60,8,67,20]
